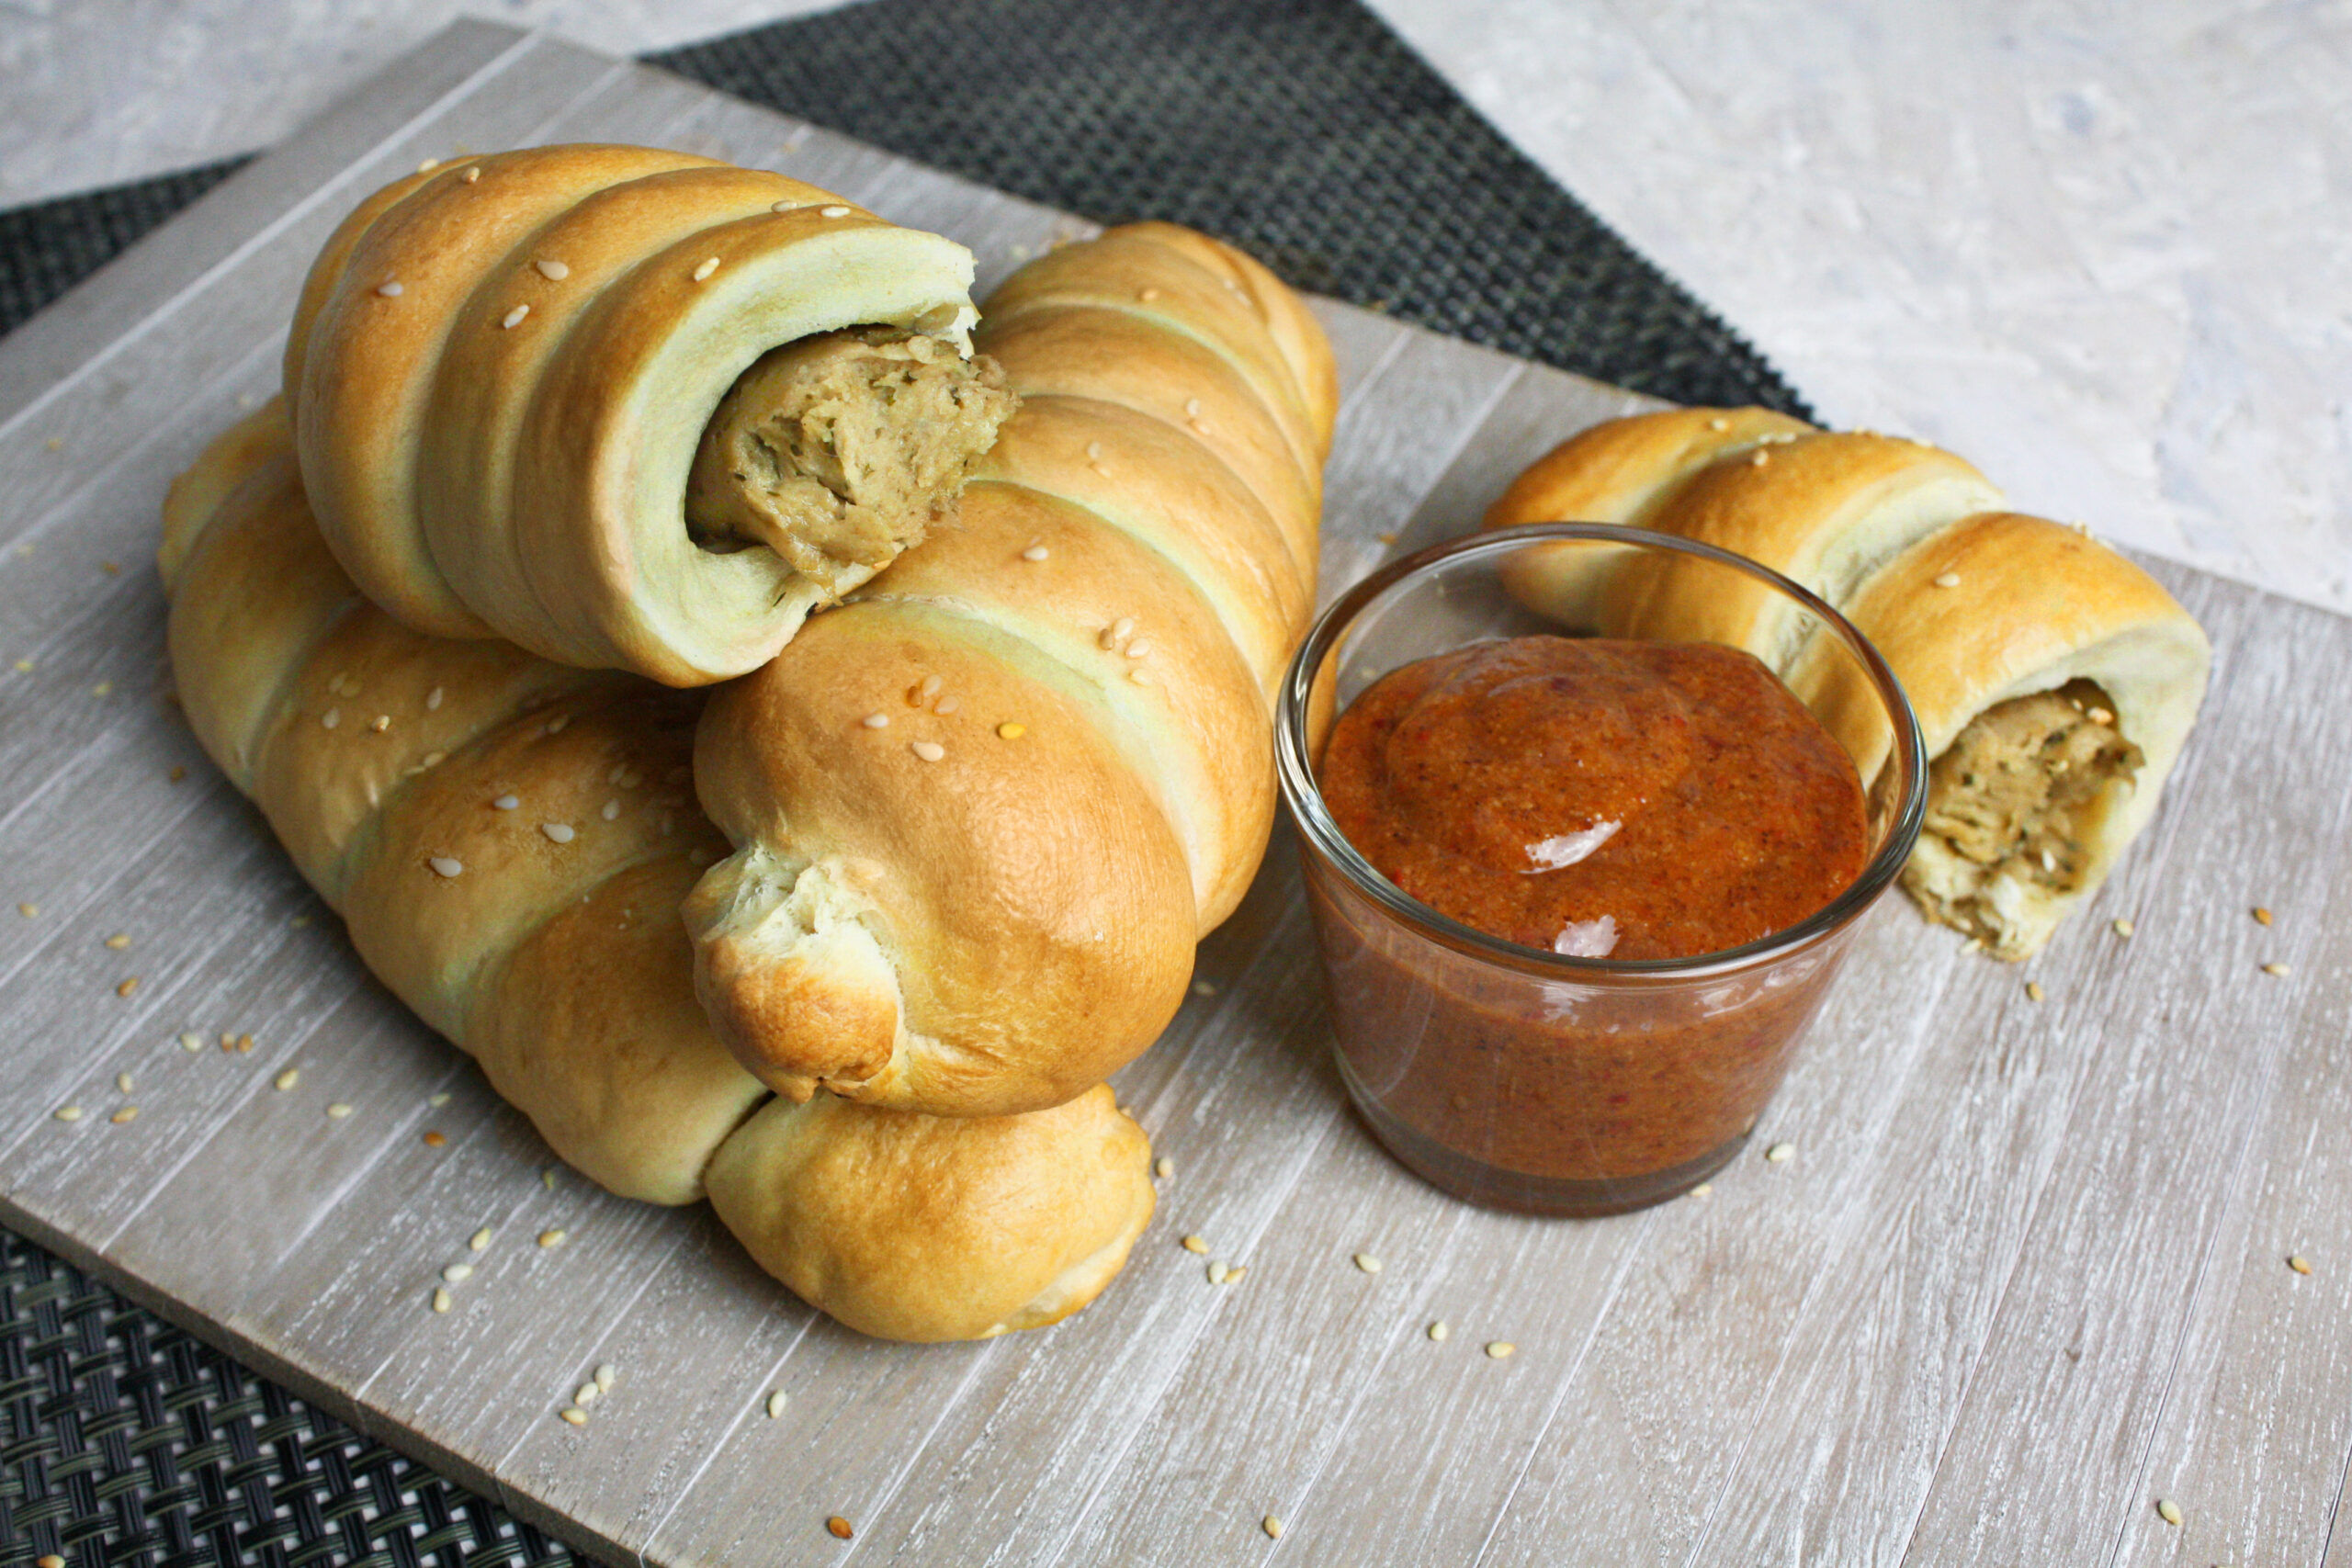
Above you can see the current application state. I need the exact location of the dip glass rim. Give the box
[1274,522,1929,981]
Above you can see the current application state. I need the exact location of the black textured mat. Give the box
[0,2,1806,1562]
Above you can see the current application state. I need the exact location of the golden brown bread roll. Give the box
[285,145,1014,685]
[684,223,1335,1116]
[1485,407,2210,960]
[161,403,1154,1341]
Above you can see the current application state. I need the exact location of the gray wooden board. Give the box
[0,22,2342,1567]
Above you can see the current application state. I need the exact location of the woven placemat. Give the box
[0,2,1807,1562]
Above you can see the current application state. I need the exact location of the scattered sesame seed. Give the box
[423,1130,447,1147]
[1707,415,1730,431]
[36,1554,62,1568]
[53,1105,81,1122]
[2262,963,2290,977]
[1352,1252,1383,1274]
[538,1228,567,1248]
[104,932,129,950]
[321,707,340,730]
[1021,545,1049,562]
[542,1167,559,1190]
[17,903,37,919]
[1262,1516,1283,1540]
[178,1032,203,1053]
[1227,1265,1247,1282]
[1192,979,1217,997]
[490,795,519,813]
[418,158,441,173]
[826,1516,854,1540]
[1183,399,1202,418]
[429,857,463,878]
[326,1102,353,1120]
[1932,571,1962,588]
[1130,670,1154,686]
[560,1406,587,1427]
[2087,706,2114,725]
[820,205,851,219]
[1182,1235,1208,1254]
[370,715,390,732]
[920,674,944,700]
[539,822,575,843]
[1428,1320,1449,1341]
[220,1033,236,1050]
[469,1227,492,1251]
[502,305,530,329]
[1085,441,1104,461]
[861,712,889,729]
[1206,1260,1229,1283]
[275,1067,300,1091]
[575,1382,600,1405]
[463,166,481,183]
[2026,981,2045,1002]
[1750,450,1770,467]
[1486,1342,1515,1359]
[443,1262,473,1283]
[911,740,945,762]
[766,1389,789,1418]
[1155,1156,1174,1179]
[430,1091,452,1107]
[595,1363,616,1392]
[997,722,1026,739]
[1375,531,1398,546]
[2253,906,2273,925]
[2113,918,2134,938]
[426,686,444,710]
[1126,639,1153,659]
[376,279,403,298]
[935,695,961,715]
[92,682,112,698]
[1138,287,1161,301]
[1765,1142,1795,1163]
[111,1107,138,1124]
[535,258,570,281]
[237,1034,254,1054]
[771,199,798,213]
[2155,1498,2182,1527]
[2290,1254,2313,1275]
[421,751,446,768]
[116,977,140,998]
[1688,1182,1713,1198]
[11,660,28,673]
[117,1072,134,1093]
[693,256,721,282]
[432,1287,452,1314]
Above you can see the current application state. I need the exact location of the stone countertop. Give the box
[5,0,2346,615]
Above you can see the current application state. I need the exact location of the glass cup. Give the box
[1276,525,1927,1216]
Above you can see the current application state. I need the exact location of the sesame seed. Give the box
[535,258,570,281]
[433,1287,452,1314]
[2254,906,2274,925]
[602,798,620,821]
[766,1389,789,1418]
[502,305,530,329]
[104,932,129,950]
[490,795,519,812]
[463,166,481,183]
[1206,1260,1229,1283]
[2290,1254,2313,1274]
[421,751,446,768]
[827,1516,854,1540]
[116,1072,134,1093]
[1139,287,1161,301]
[595,1363,616,1392]
[935,695,960,715]
[1707,415,1731,431]
[920,674,944,700]
[2113,918,2134,938]
[377,279,403,298]
[17,903,37,918]
[1765,1142,1795,1163]
[321,707,340,729]
[911,740,945,761]
[1262,1516,1283,1540]
[1932,571,1962,588]
[2262,962,2290,976]
[543,1167,560,1190]
[820,205,851,219]
[2088,706,2114,725]
[423,1130,447,1147]
[1486,1342,1515,1359]
[370,715,390,732]
[326,1102,353,1119]
[538,1228,566,1248]
[429,856,463,878]
[575,1382,599,1405]
[862,712,889,729]
[540,822,575,843]
[1126,639,1153,659]
[1750,450,1770,467]
[110,1107,137,1124]
[53,1105,81,1122]
[693,257,721,282]
[1086,441,1103,460]
[237,1034,254,1054]
[1192,979,1217,997]
[92,682,111,698]
[418,158,441,173]
[443,1262,473,1283]
[430,1091,452,1107]
[771,199,798,213]
[2026,981,2045,1002]
[178,1032,202,1052]
[469,1227,492,1251]
[1352,1252,1383,1274]
[1021,545,1049,561]
[560,1406,587,1427]
[1428,1320,1449,1341]
[1183,398,1202,418]
[1130,669,1154,686]
[1182,1235,1208,1254]
[1155,1156,1173,1179]
[2155,1498,2182,1527]
[426,686,444,710]
[36,1554,62,1568]
[275,1067,300,1091]
[997,722,1026,739]
[116,977,139,998]
[1689,1182,1713,1198]
[1227,1265,1247,1282]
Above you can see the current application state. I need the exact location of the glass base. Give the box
[1340,1055,1749,1217]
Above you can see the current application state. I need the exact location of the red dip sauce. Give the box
[1306,636,1872,1213]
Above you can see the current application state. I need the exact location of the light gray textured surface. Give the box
[0,25,2346,1568]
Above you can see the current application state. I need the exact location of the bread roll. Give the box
[285,144,1014,685]
[162,404,1154,1341]
[1485,408,2210,959]
[684,223,1335,1116]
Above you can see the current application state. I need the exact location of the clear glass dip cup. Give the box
[1276,525,1926,1216]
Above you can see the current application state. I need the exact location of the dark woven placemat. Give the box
[0,2,1808,1562]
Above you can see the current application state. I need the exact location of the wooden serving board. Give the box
[3,23,2347,1567]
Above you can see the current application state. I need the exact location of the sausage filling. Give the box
[1906,678,2143,943]
[685,326,1017,592]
